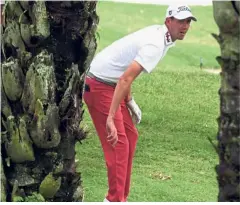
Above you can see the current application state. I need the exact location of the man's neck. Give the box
[165,24,176,42]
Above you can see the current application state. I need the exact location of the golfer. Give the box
[83,5,197,202]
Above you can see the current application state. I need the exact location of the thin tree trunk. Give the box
[212,1,240,202]
[1,1,98,202]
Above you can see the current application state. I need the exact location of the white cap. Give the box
[166,5,197,21]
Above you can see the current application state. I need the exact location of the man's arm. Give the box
[106,60,143,146]
[108,61,143,119]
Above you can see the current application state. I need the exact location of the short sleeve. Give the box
[134,44,163,73]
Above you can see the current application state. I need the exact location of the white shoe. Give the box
[103,197,128,202]
[103,198,110,202]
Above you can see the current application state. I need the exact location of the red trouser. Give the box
[83,77,138,202]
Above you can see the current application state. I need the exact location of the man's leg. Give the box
[121,103,139,201]
[83,78,129,202]
[90,107,129,202]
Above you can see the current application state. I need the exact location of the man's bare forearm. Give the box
[108,78,131,118]
[108,61,143,119]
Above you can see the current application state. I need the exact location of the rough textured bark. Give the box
[212,1,240,202]
[1,1,98,202]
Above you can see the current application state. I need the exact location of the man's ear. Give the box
[165,17,171,26]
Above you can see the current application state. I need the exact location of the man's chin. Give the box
[178,36,185,40]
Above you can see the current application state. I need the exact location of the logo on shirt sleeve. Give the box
[165,31,173,45]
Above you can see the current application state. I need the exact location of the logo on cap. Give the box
[177,6,191,13]
[169,11,172,15]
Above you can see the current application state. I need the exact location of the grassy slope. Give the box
[76,1,220,202]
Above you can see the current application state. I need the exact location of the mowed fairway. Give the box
[76,1,220,202]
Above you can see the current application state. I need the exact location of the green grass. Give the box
[76,1,220,202]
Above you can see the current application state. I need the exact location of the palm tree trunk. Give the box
[1,1,98,202]
[212,1,240,202]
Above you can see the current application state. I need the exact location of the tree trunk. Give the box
[212,1,240,202]
[1,1,98,202]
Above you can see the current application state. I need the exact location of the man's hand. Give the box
[106,116,118,147]
[126,97,142,124]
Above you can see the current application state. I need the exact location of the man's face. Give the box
[167,17,192,41]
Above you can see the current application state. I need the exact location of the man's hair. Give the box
[165,16,175,24]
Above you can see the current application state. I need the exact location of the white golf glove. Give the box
[126,97,142,124]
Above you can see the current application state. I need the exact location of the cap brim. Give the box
[174,12,197,22]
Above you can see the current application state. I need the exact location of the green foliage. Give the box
[95,31,101,41]
[12,192,45,202]
[25,192,45,202]
[12,196,24,202]
[39,173,61,199]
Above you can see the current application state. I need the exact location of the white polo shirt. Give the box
[89,24,175,83]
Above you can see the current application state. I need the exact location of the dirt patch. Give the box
[150,171,172,181]
[203,68,221,74]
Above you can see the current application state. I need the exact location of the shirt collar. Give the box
[163,24,175,47]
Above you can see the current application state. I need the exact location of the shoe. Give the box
[103,197,128,202]
[103,198,110,202]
